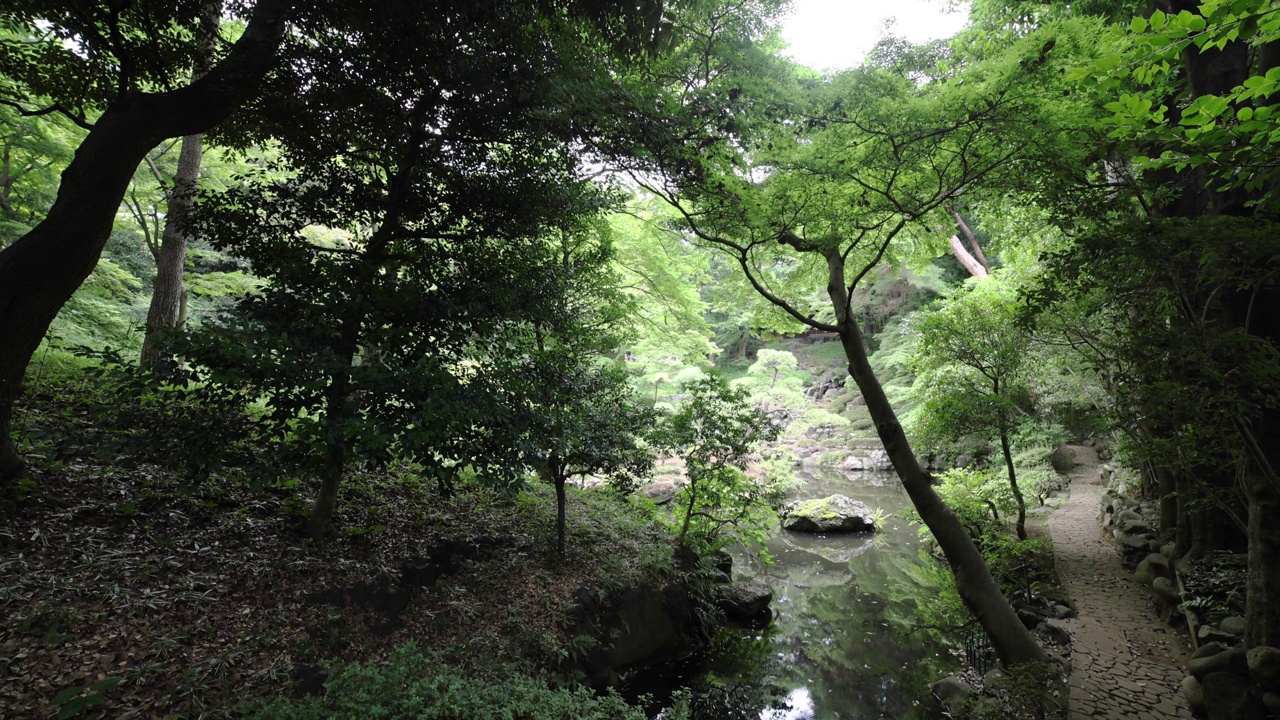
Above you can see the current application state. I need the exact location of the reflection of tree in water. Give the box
[677,469,960,719]
[678,629,790,720]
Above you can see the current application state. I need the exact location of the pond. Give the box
[634,467,960,720]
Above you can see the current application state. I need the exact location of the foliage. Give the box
[735,349,809,425]
[249,642,663,720]
[16,346,263,482]
[654,374,780,553]
[959,661,1068,720]
[925,468,1016,541]
[1077,0,1280,211]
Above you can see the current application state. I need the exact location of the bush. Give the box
[961,661,1068,720]
[23,347,265,482]
[249,643,670,720]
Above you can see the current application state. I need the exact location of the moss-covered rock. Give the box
[781,495,876,533]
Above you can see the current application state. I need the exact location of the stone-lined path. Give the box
[1047,447,1194,720]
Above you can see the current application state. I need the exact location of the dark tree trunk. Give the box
[556,474,568,556]
[140,132,203,370]
[1175,468,1194,558]
[824,251,1046,667]
[1245,480,1280,648]
[307,304,364,539]
[999,424,1028,541]
[0,0,288,488]
[1154,464,1178,540]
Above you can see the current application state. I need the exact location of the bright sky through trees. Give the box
[780,0,970,70]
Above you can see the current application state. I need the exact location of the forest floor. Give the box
[0,457,677,719]
[1047,445,1194,720]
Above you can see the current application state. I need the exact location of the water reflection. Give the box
[637,468,958,720]
[762,687,815,719]
[736,468,956,720]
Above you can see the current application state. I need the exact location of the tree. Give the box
[638,24,1081,664]
[654,374,778,549]
[1028,0,1280,647]
[0,0,292,485]
[519,357,655,556]
[140,4,220,371]
[913,279,1033,540]
[0,0,677,487]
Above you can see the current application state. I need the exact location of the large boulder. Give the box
[1219,616,1247,637]
[1203,671,1267,720]
[930,676,974,715]
[638,480,681,505]
[715,582,773,629]
[1248,646,1280,691]
[1182,675,1206,716]
[782,495,877,533]
[1189,647,1249,680]
[1133,553,1171,586]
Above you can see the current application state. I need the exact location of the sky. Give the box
[779,0,971,71]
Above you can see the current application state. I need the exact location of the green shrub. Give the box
[249,643,671,720]
[961,661,1068,720]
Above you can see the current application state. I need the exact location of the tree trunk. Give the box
[141,6,219,371]
[1000,425,1028,541]
[1174,468,1194,558]
[140,132,203,370]
[556,474,568,556]
[824,250,1046,666]
[1155,464,1178,540]
[309,439,345,540]
[0,0,288,488]
[1244,481,1280,648]
[948,235,989,279]
[949,207,991,272]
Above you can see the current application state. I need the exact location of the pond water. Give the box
[636,467,960,720]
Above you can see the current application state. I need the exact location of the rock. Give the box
[710,550,733,577]
[930,676,973,715]
[1182,675,1206,715]
[1050,443,1076,473]
[1152,577,1181,605]
[1202,671,1266,720]
[782,495,877,533]
[1189,647,1249,680]
[1117,518,1156,536]
[1112,508,1142,526]
[638,480,680,505]
[1053,604,1075,619]
[1193,642,1227,661]
[1036,621,1072,646]
[1117,531,1154,553]
[954,454,972,468]
[1017,608,1043,630]
[1133,553,1171,586]
[1161,542,1178,559]
[1199,625,1238,645]
[1219,616,1247,637]
[715,582,773,629]
[1263,691,1280,715]
[1247,646,1280,691]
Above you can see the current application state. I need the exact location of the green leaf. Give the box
[89,677,121,692]
[1130,16,1149,32]
[51,688,83,705]
[57,696,86,720]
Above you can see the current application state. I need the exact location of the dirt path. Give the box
[1046,445,1194,720]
